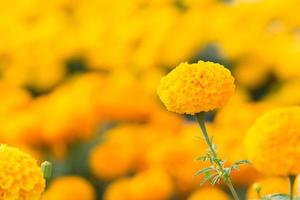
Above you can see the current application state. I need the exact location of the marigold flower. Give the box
[129,169,173,200]
[104,169,173,200]
[42,176,95,200]
[89,125,138,180]
[157,61,235,114]
[103,178,133,200]
[187,187,231,200]
[245,106,300,176]
[0,144,45,199]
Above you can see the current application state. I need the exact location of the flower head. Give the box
[89,125,138,180]
[42,176,95,200]
[245,106,300,176]
[104,169,173,200]
[187,187,231,200]
[157,61,235,114]
[0,144,45,199]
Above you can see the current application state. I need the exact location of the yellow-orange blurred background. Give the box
[1,0,300,199]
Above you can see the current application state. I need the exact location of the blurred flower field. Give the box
[0,0,300,199]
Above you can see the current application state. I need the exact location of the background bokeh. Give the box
[1,0,300,199]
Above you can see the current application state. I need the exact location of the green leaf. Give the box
[231,164,239,170]
[230,160,251,171]
[199,171,214,186]
[233,159,251,165]
[211,175,221,186]
[194,167,213,177]
[196,155,208,161]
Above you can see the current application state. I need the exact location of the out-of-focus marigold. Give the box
[0,144,45,199]
[89,125,138,180]
[187,187,231,200]
[157,61,235,114]
[104,169,173,200]
[245,106,300,176]
[42,176,95,200]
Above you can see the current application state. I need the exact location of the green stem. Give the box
[289,175,296,200]
[195,112,240,200]
[227,178,240,200]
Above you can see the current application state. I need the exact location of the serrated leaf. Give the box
[194,167,213,176]
[234,159,251,165]
[199,171,214,186]
[231,164,239,170]
[211,175,221,186]
[196,156,208,161]
[204,171,211,179]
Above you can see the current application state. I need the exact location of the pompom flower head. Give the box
[245,106,300,176]
[187,187,231,200]
[0,144,45,199]
[157,61,235,114]
[42,176,95,200]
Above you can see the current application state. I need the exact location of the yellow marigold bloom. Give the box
[89,125,137,180]
[187,187,231,200]
[103,178,133,200]
[265,80,300,106]
[104,169,173,200]
[42,176,95,200]
[0,82,31,115]
[129,169,173,200]
[0,144,45,200]
[245,106,300,176]
[89,123,180,180]
[246,177,290,200]
[157,61,235,114]
[234,57,271,89]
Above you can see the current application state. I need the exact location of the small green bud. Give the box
[253,183,262,198]
[41,161,52,181]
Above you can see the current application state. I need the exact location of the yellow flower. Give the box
[0,82,32,115]
[187,187,231,200]
[265,80,300,106]
[104,169,173,200]
[89,122,181,180]
[245,106,300,176]
[103,178,133,200]
[89,125,138,180]
[246,177,290,200]
[157,61,235,114]
[129,169,173,200]
[42,176,96,200]
[234,57,271,89]
[0,144,45,200]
